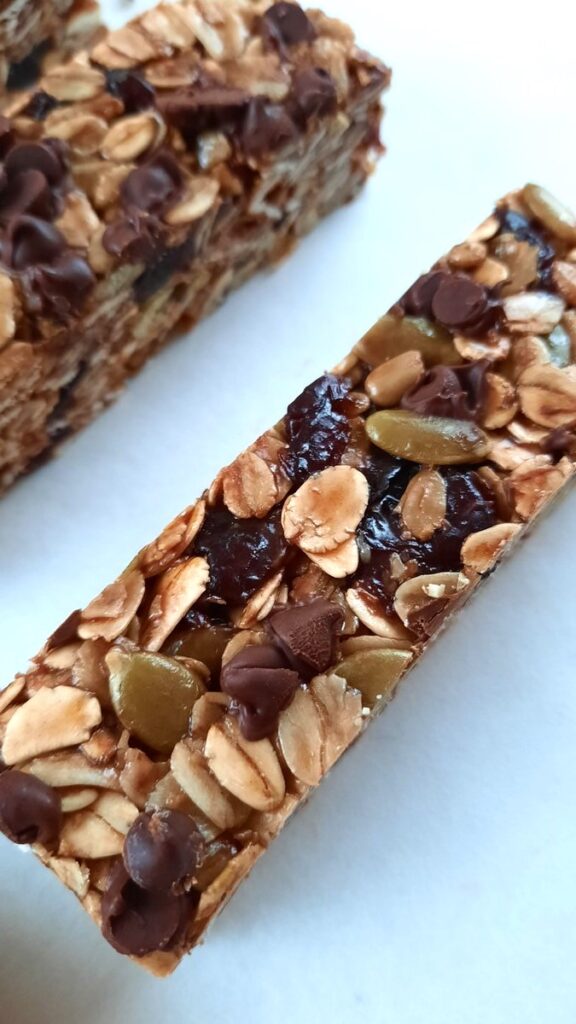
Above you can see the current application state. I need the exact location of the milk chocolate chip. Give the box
[123,810,204,892]
[0,770,62,847]
[221,643,300,741]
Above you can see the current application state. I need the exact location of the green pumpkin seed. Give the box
[355,314,459,368]
[366,410,490,464]
[335,648,413,706]
[107,649,206,754]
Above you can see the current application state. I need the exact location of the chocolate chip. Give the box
[4,216,64,269]
[121,151,183,215]
[5,141,67,187]
[542,425,574,461]
[291,67,337,122]
[0,116,14,158]
[267,599,344,677]
[103,211,163,263]
[104,69,156,113]
[123,810,204,892]
[399,270,450,318]
[0,770,62,847]
[0,169,54,224]
[45,608,81,651]
[431,275,489,330]
[240,98,297,157]
[221,644,300,741]
[261,2,316,48]
[20,90,60,121]
[101,862,194,957]
[401,361,489,421]
[158,86,249,146]
[132,228,197,302]
[27,253,95,319]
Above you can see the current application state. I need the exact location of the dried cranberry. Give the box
[285,374,352,484]
[20,90,59,121]
[105,69,156,113]
[355,467,497,607]
[192,505,288,606]
[498,207,556,289]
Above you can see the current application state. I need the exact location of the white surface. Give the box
[1,1,576,1021]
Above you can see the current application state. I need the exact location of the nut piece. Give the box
[364,350,425,408]
[510,456,573,519]
[171,739,244,830]
[59,810,124,858]
[447,240,487,269]
[473,257,509,288]
[393,571,469,636]
[222,450,278,519]
[101,113,162,162]
[79,569,145,643]
[140,557,210,651]
[552,261,576,305]
[522,184,576,243]
[277,675,362,786]
[345,588,413,640]
[397,468,446,541]
[164,177,220,225]
[518,364,576,428]
[482,372,518,429]
[281,465,369,562]
[503,292,565,335]
[205,717,285,812]
[2,686,101,766]
[461,523,521,573]
[0,274,16,350]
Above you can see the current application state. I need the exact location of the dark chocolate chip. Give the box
[45,608,81,651]
[104,69,156,113]
[158,86,249,146]
[291,67,337,122]
[132,228,197,302]
[399,270,450,318]
[431,275,490,330]
[221,643,300,740]
[20,90,60,121]
[5,141,67,186]
[123,810,204,892]
[267,599,344,677]
[27,253,95,319]
[0,116,14,158]
[0,770,62,847]
[4,215,65,269]
[6,40,50,92]
[285,374,352,485]
[0,169,54,224]
[103,211,163,264]
[401,361,489,421]
[101,862,194,957]
[542,425,574,461]
[261,2,316,48]
[240,98,297,157]
[120,151,184,214]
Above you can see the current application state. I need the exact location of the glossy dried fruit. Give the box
[285,375,352,485]
[366,410,490,464]
[334,647,413,706]
[107,649,206,754]
[193,505,287,605]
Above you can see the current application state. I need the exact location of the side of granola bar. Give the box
[1,184,575,976]
[0,0,100,89]
[0,0,389,494]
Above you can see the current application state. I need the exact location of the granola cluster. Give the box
[0,0,388,493]
[0,183,574,974]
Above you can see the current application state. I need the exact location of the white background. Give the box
[1,0,576,1021]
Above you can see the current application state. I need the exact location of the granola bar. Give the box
[0,0,100,90]
[0,0,389,494]
[1,184,575,976]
